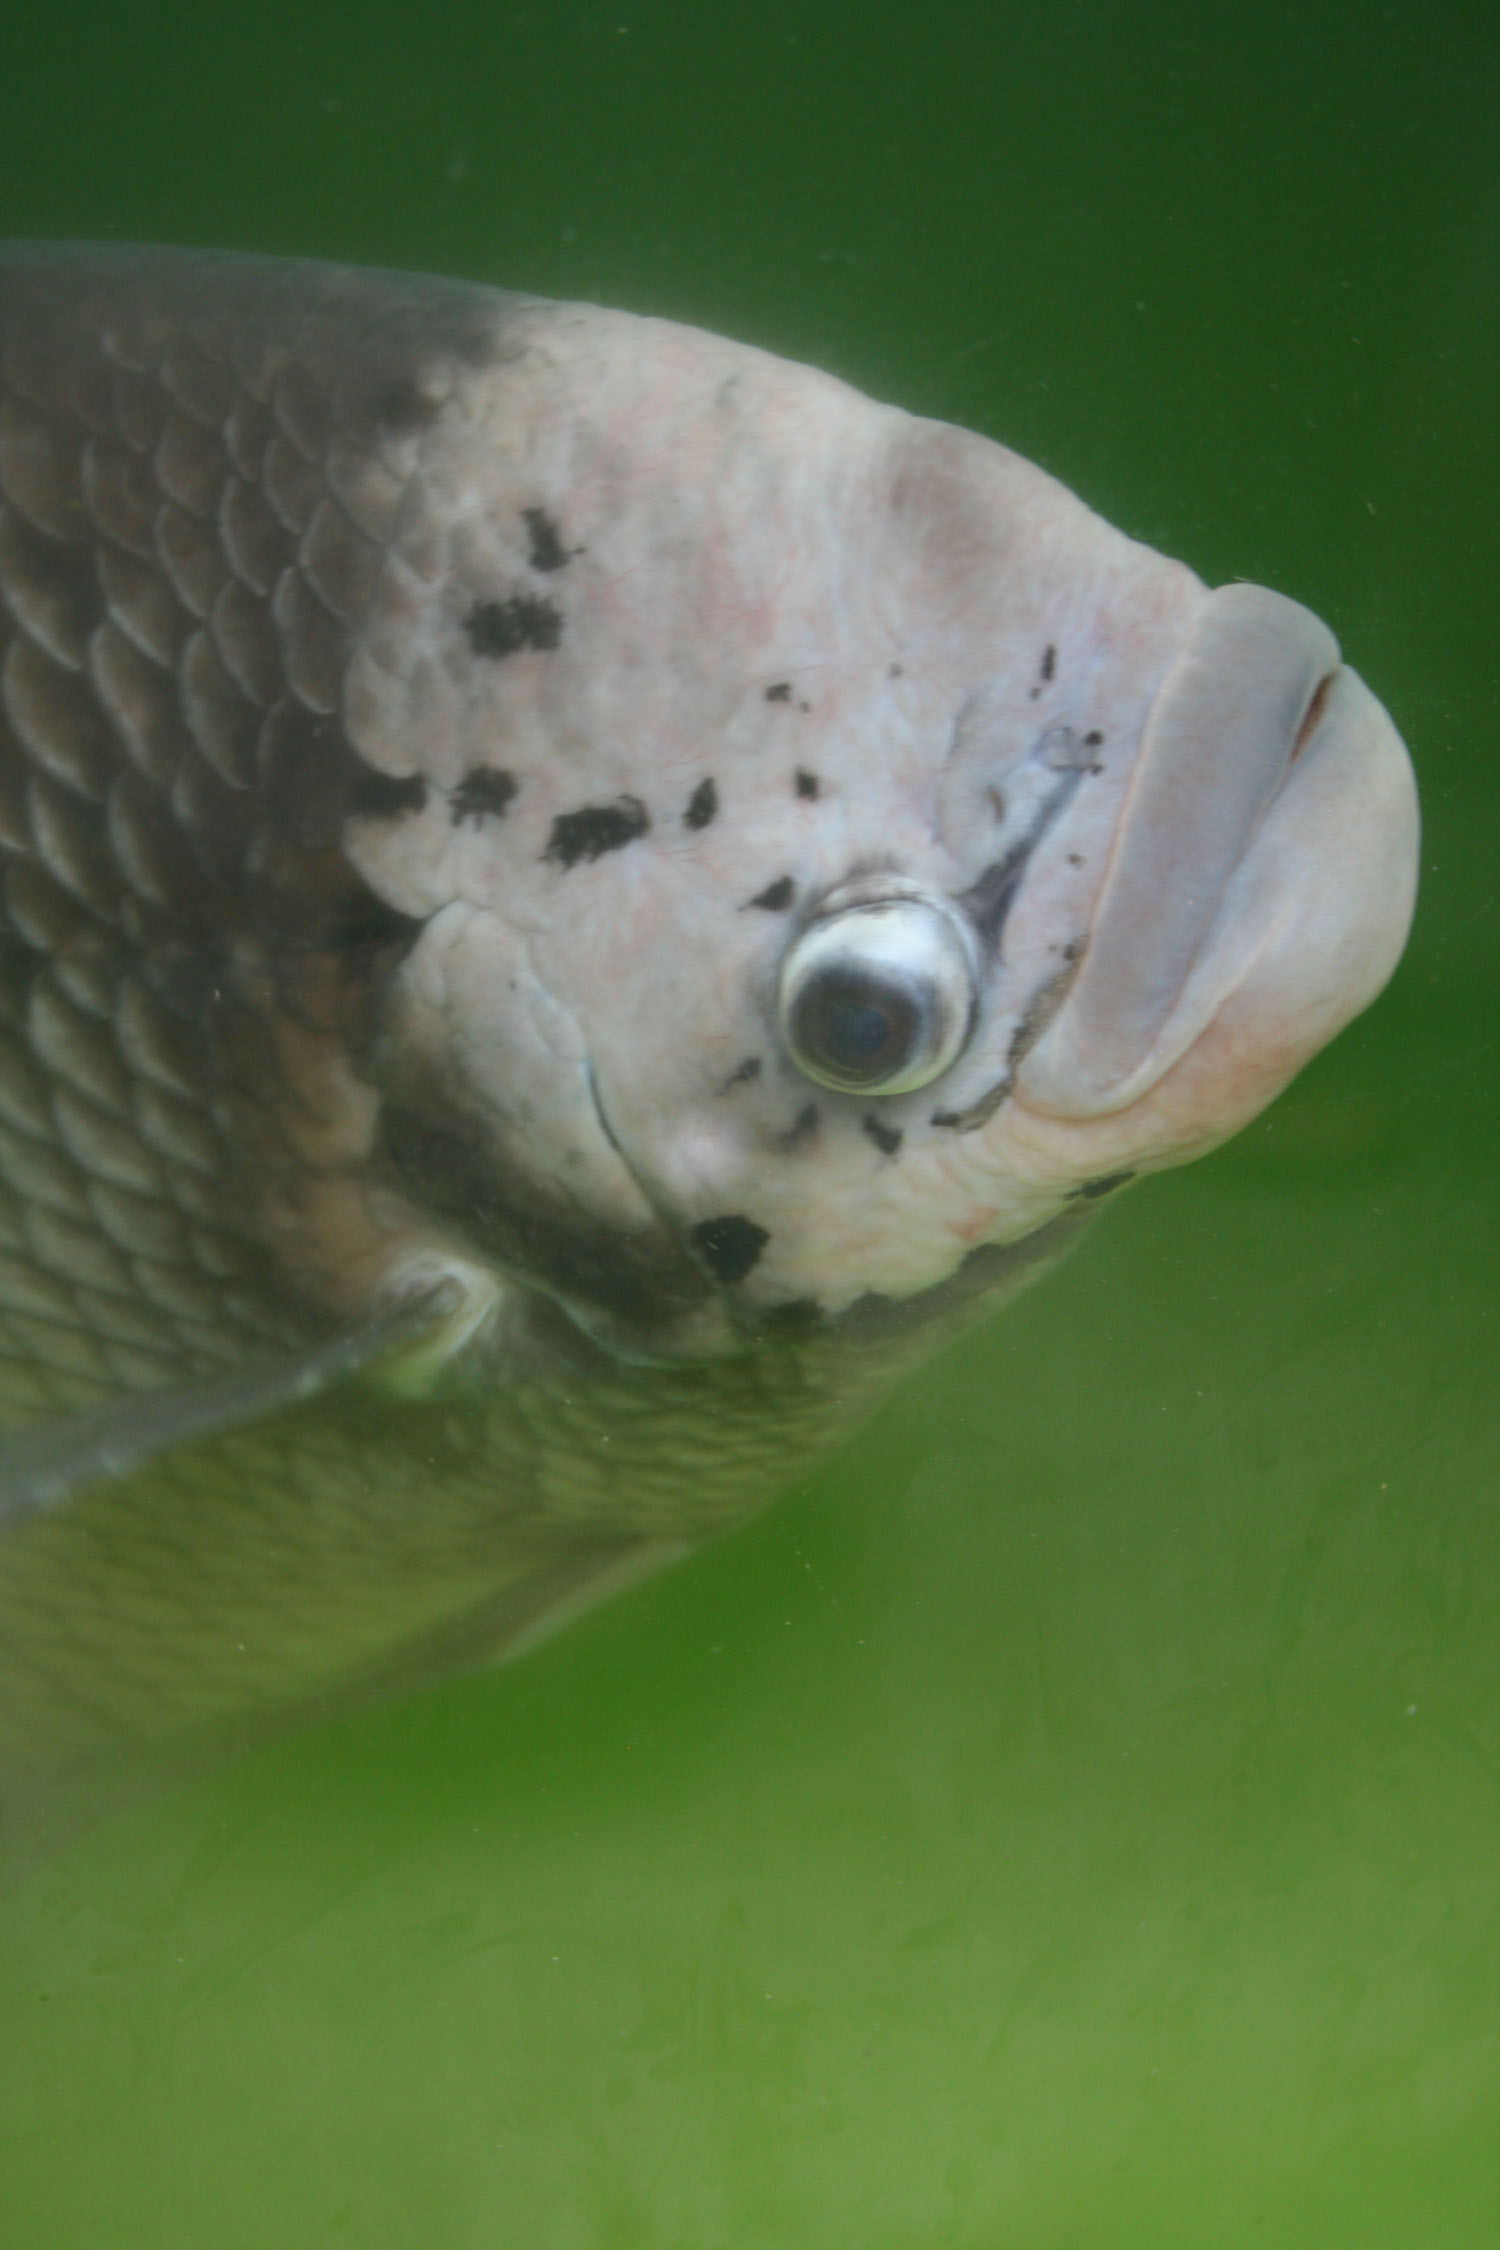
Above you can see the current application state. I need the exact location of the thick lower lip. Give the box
[1012,584,1356,1121]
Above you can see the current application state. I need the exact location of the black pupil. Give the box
[794,971,920,1086]
[828,1002,891,1063]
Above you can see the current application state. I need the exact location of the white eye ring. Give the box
[777,897,978,1096]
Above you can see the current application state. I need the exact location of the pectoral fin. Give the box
[0,1281,461,1530]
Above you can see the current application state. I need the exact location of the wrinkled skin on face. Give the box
[0,248,1417,1851]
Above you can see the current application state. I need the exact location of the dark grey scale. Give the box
[80,439,159,559]
[155,409,226,519]
[98,544,185,669]
[747,875,795,912]
[157,502,230,621]
[218,475,289,597]
[211,577,283,711]
[300,499,383,626]
[89,622,187,788]
[1067,1170,1135,1200]
[0,503,101,669]
[862,1114,902,1157]
[5,636,116,801]
[271,570,345,713]
[719,1055,761,1092]
[794,769,819,800]
[262,433,324,537]
[180,631,260,790]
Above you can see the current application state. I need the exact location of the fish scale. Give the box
[0,244,1418,1864]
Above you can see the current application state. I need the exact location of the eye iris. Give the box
[795,975,918,1087]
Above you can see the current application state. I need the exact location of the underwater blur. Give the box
[0,3,1495,2246]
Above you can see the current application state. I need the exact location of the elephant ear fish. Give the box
[0,243,1418,1858]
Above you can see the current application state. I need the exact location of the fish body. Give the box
[0,246,1418,1855]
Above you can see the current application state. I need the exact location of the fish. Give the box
[0,242,1419,1861]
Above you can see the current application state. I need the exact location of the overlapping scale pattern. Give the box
[0,247,505,1426]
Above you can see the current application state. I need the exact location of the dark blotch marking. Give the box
[1068,1169,1136,1201]
[960,842,1031,944]
[1083,730,1104,747]
[720,1056,762,1092]
[351,768,427,818]
[794,769,820,800]
[522,506,570,572]
[465,593,563,659]
[1041,644,1057,682]
[747,875,796,912]
[691,1213,770,1286]
[932,1075,1011,1132]
[765,681,793,703]
[545,795,650,868]
[1067,851,1083,867]
[375,375,443,432]
[753,1297,823,1341]
[777,1102,820,1152]
[888,663,904,678]
[684,777,719,830]
[862,1113,903,1157]
[451,766,519,826]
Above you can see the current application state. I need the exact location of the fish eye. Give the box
[777,898,978,1096]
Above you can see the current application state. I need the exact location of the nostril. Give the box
[1290,670,1339,763]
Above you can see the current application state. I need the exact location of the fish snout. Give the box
[1011,581,1419,1146]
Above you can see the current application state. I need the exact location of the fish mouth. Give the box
[1010,582,1420,1124]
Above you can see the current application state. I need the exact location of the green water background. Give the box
[0,1,1496,2242]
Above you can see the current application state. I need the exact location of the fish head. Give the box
[340,309,1419,1362]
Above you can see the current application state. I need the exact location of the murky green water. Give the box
[1,3,1496,2243]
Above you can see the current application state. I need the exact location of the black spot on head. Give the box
[747,875,796,912]
[465,594,563,659]
[522,506,570,572]
[794,769,820,800]
[720,1056,762,1092]
[691,1213,770,1285]
[1068,1169,1136,1201]
[1041,643,1057,682]
[451,766,519,826]
[684,778,718,830]
[862,1113,903,1157]
[1067,851,1083,867]
[351,768,428,818]
[765,681,792,703]
[545,795,650,869]
[1083,730,1104,748]
[777,1102,820,1152]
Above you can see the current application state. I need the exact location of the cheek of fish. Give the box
[0,245,1418,1845]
